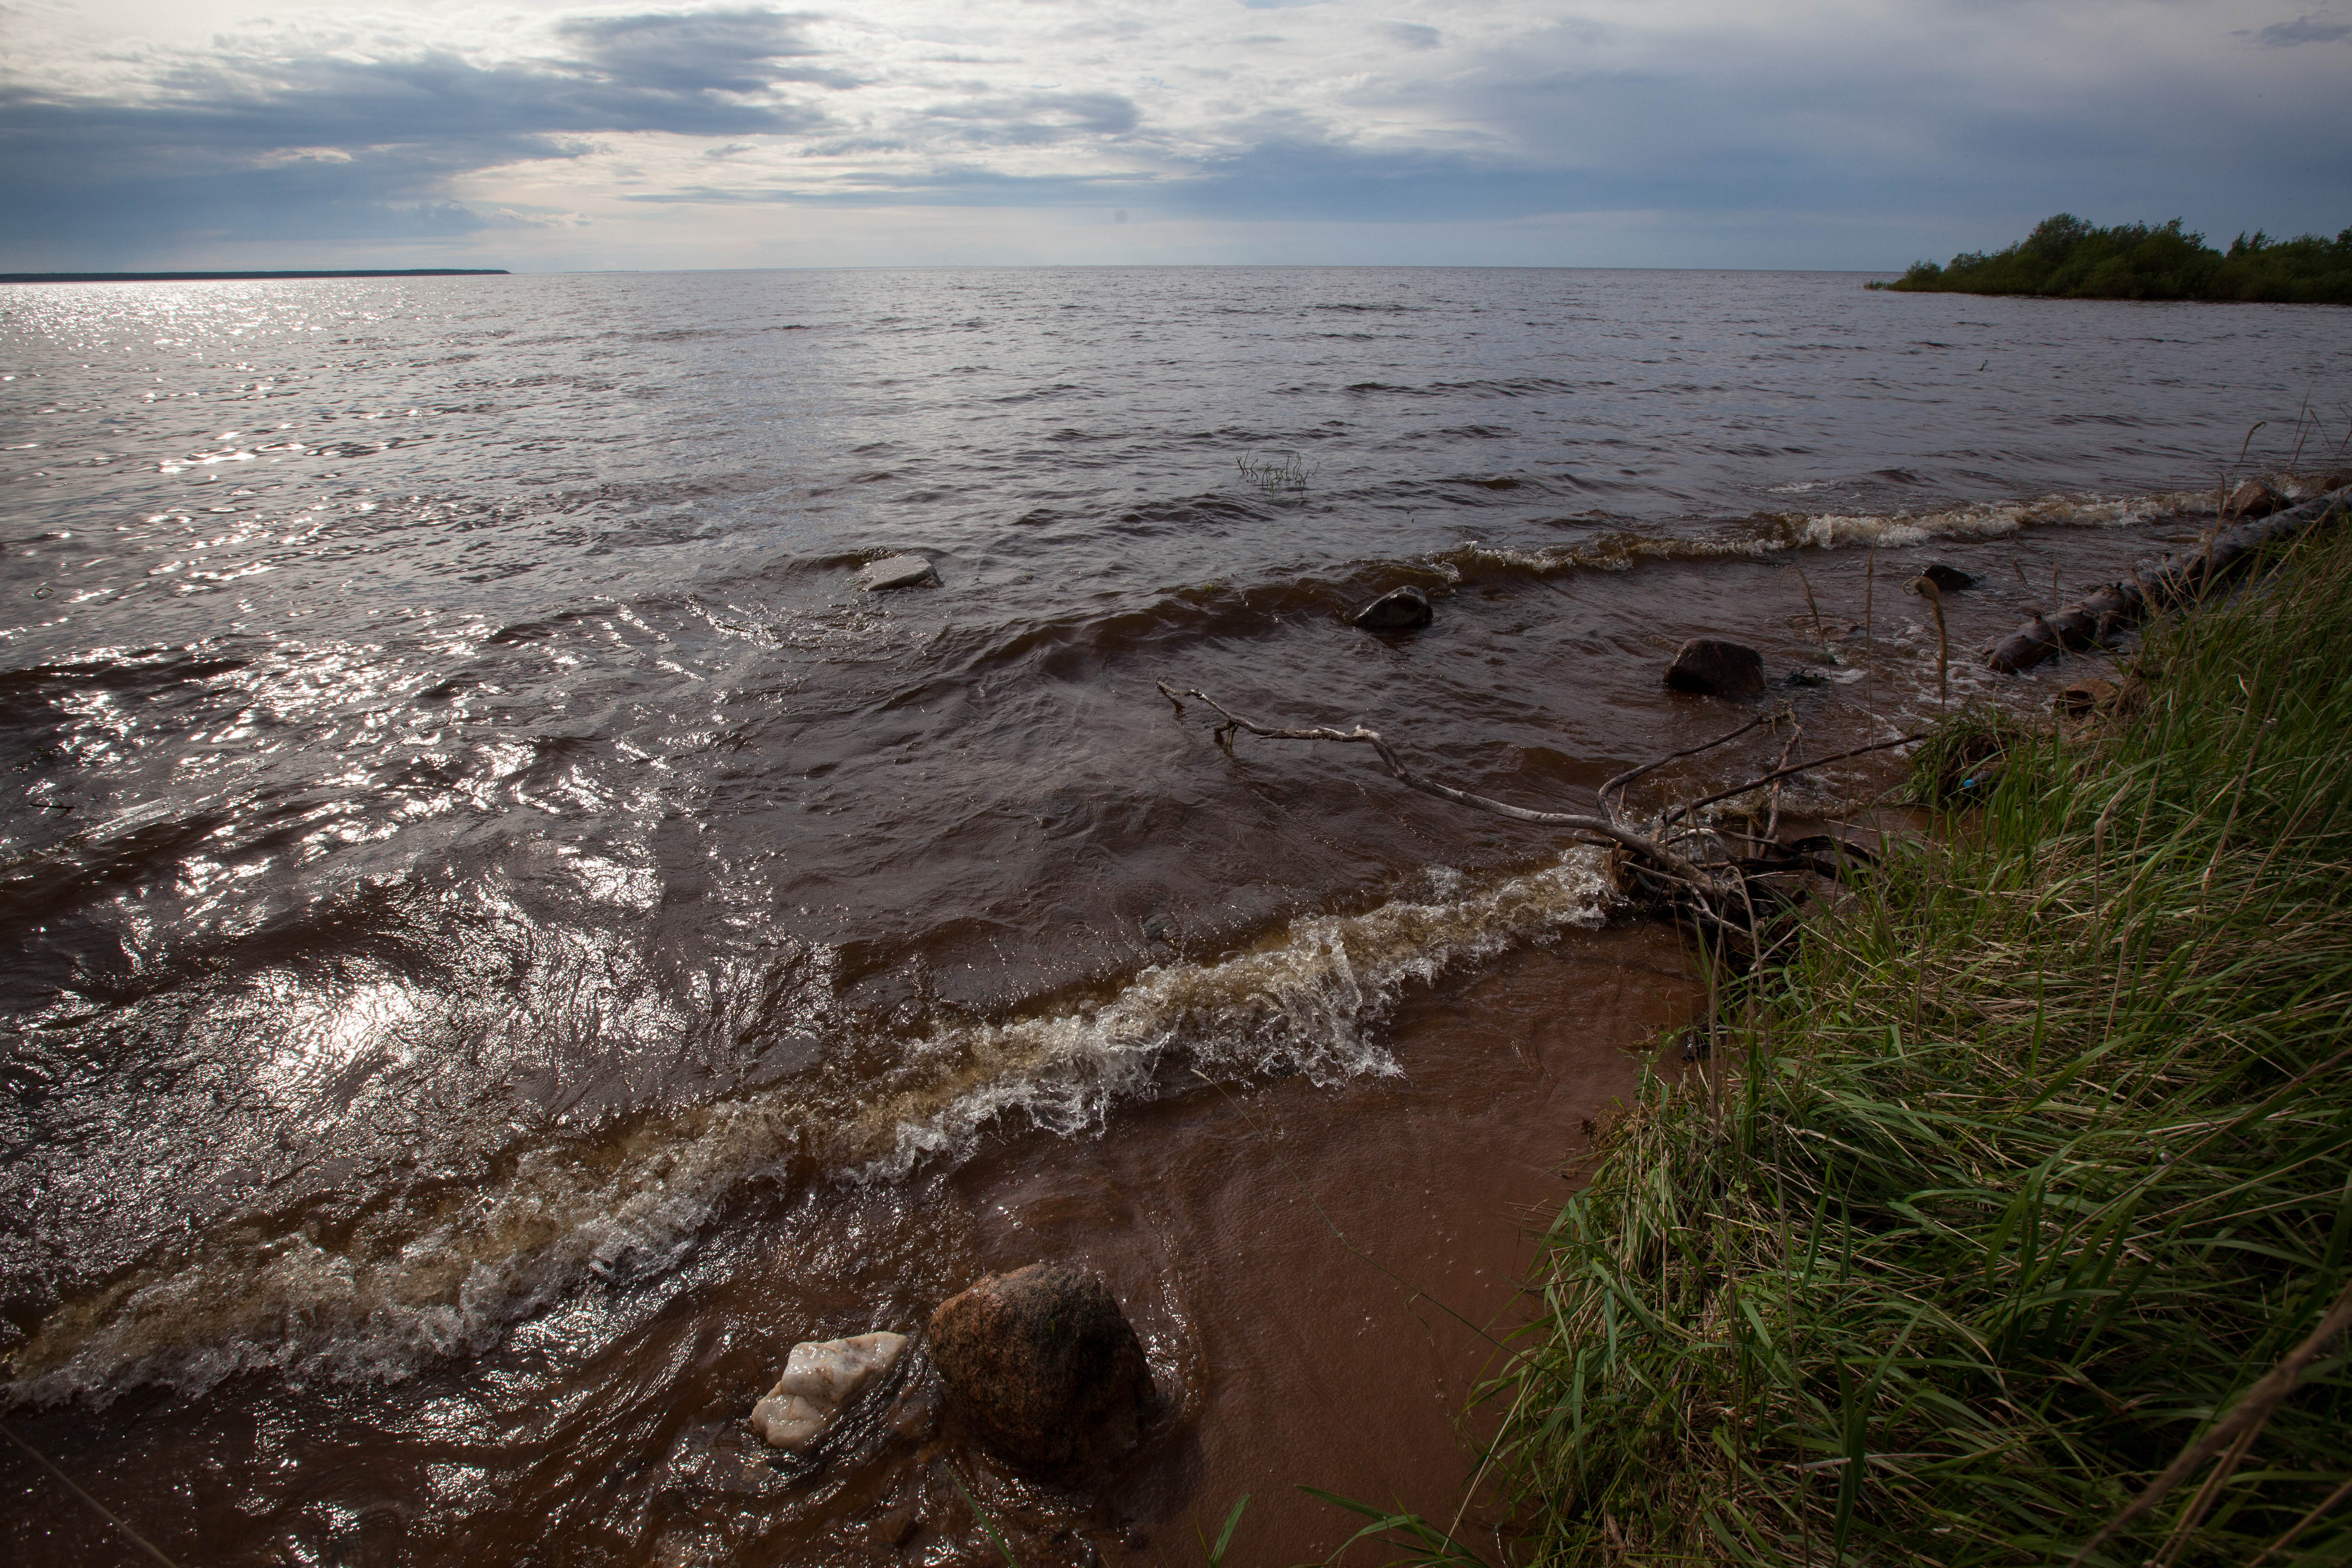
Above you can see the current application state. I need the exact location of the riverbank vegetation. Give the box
[1471,527,2352,1564]
[1873,213,2352,303]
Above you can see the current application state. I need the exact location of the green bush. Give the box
[1871,213,2352,303]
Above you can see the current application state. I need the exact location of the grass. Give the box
[1461,524,2352,1565]
[1870,213,2352,304]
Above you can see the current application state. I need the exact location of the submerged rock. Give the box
[1351,585,1433,630]
[927,1263,1154,1478]
[859,555,938,591]
[1917,562,1977,593]
[2227,478,2286,520]
[1664,638,1766,697]
[749,1331,910,1452]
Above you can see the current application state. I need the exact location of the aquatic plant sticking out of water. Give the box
[1235,449,1316,491]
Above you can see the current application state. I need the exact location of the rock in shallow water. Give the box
[927,1263,1154,1477]
[2227,478,2286,520]
[749,1331,909,1452]
[1351,584,1433,630]
[1664,637,1766,697]
[1916,562,1976,592]
[859,554,938,591]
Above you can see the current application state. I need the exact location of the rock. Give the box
[1917,562,1976,592]
[2058,676,2118,719]
[859,555,938,591]
[2227,479,2286,520]
[749,1331,909,1452]
[1350,585,1433,630]
[926,1263,1154,1478]
[1140,913,1171,943]
[869,1504,921,1548]
[1664,638,1766,697]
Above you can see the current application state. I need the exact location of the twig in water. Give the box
[1762,715,1804,843]
[1659,732,1928,829]
[1599,709,1782,817]
[1864,548,1876,649]
[1795,565,1826,643]
[0,1421,181,1568]
[1153,680,1718,893]
[1914,575,1950,707]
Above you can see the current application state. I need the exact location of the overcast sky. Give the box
[3,0,2347,271]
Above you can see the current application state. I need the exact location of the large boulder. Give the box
[1664,638,1766,697]
[859,555,938,591]
[1351,585,1433,630]
[926,1264,1154,1477]
[749,1331,909,1452]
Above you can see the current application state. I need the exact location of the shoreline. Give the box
[1456,507,2352,1565]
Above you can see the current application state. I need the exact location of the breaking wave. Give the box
[1435,488,2218,581]
[4,850,1614,1405]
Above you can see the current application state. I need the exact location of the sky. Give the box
[1,0,2348,272]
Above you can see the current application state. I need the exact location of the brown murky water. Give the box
[5,266,2348,1563]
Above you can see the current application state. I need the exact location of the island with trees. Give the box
[1875,214,2352,303]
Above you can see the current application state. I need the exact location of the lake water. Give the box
[3,267,2347,1564]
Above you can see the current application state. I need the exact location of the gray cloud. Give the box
[1385,23,1441,50]
[556,9,856,90]
[2258,13,2352,44]
[920,91,1140,145]
[0,10,850,261]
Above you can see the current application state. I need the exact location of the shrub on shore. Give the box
[1479,528,2352,1564]
[1873,213,2352,303]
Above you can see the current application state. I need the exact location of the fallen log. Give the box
[1986,485,2352,674]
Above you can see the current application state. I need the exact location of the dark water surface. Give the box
[3,268,2348,1564]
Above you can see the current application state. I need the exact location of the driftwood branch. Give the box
[1152,680,1911,957]
[1660,732,1929,829]
[1988,485,2352,674]
[1599,709,1783,816]
[1153,681,1719,892]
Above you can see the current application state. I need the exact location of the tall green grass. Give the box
[1485,529,2352,1565]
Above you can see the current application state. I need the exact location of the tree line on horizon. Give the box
[1875,212,2352,303]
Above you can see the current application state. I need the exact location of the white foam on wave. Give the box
[5,850,1615,1405]
[1436,488,2213,578]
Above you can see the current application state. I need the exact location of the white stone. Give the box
[748,1331,909,1452]
[859,555,936,591]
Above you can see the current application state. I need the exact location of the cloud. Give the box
[2,0,2348,269]
[920,91,1141,146]
[556,9,857,90]
[2256,13,2352,44]
[0,9,852,259]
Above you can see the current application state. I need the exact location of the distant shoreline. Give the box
[0,269,511,284]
